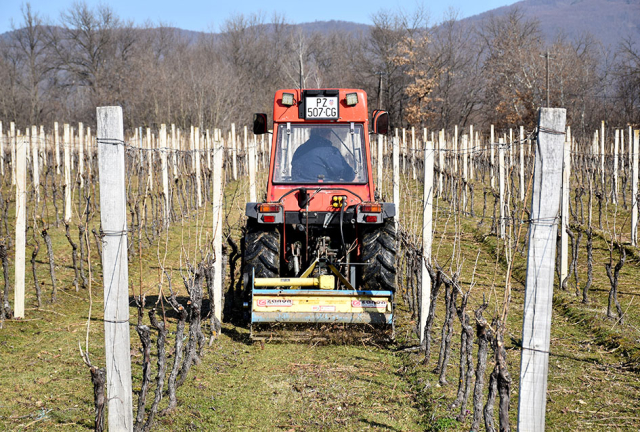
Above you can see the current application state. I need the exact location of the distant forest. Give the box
[1,2,638,137]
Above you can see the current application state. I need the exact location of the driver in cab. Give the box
[291,127,355,182]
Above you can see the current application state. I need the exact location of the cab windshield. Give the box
[273,123,367,184]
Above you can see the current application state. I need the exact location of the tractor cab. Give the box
[244,89,396,340]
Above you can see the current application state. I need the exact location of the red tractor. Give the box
[245,88,396,338]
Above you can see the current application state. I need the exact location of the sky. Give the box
[0,0,516,34]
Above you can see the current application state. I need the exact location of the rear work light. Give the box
[259,204,281,213]
[361,204,382,213]
[345,92,358,106]
[282,93,295,106]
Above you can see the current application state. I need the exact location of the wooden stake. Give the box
[377,134,383,190]
[517,108,566,432]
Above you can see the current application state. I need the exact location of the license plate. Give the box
[305,96,339,119]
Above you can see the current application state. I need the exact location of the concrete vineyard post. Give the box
[633,130,639,246]
[0,121,3,177]
[613,129,619,203]
[420,139,434,347]
[79,122,84,189]
[212,135,224,322]
[160,124,170,227]
[393,136,400,233]
[11,122,16,185]
[195,127,202,208]
[31,126,40,203]
[520,126,525,201]
[490,125,495,189]
[14,134,27,319]
[498,138,506,239]
[412,126,417,180]
[97,106,134,432]
[517,108,566,432]
[560,128,571,283]
[231,123,238,181]
[249,133,257,203]
[146,128,153,191]
[600,121,605,189]
[64,124,72,223]
[377,134,383,189]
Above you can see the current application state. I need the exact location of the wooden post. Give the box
[212,134,224,323]
[632,129,639,246]
[498,138,506,238]
[231,123,238,181]
[64,124,72,223]
[97,106,134,432]
[560,127,571,283]
[195,127,202,207]
[419,140,434,347]
[393,136,400,232]
[160,124,170,227]
[249,134,257,202]
[31,126,40,203]
[401,128,406,173]
[517,108,566,432]
[14,134,27,319]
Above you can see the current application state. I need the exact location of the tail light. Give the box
[259,204,281,213]
[361,204,382,213]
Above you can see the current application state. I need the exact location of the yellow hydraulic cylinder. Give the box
[254,275,335,290]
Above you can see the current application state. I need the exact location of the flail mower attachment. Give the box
[248,260,394,342]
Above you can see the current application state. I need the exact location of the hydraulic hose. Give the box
[339,200,346,259]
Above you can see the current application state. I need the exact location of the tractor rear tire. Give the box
[361,218,397,292]
[244,219,280,279]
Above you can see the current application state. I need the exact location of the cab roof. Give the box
[273,89,368,124]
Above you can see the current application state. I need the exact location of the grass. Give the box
[0,156,639,431]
